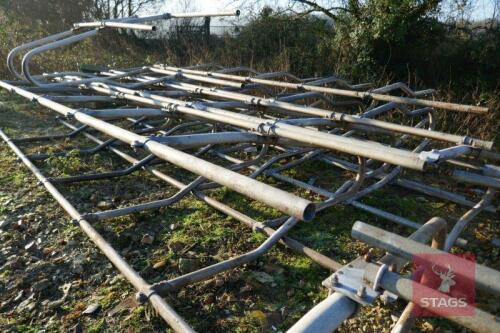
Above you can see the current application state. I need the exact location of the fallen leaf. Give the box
[82,303,100,316]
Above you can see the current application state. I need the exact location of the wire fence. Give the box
[142,20,243,39]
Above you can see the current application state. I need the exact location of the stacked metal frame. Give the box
[0,10,498,333]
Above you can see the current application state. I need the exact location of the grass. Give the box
[0,88,498,333]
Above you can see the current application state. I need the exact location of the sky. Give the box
[146,0,497,23]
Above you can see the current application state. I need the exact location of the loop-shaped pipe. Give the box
[7,30,74,79]
[0,80,316,221]
[21,29,99,86]
[10,9,241,86]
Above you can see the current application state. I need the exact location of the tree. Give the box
[0,0,94,29]
[0,0,164,29]
[90,0,164,19]
[279,0,443,76]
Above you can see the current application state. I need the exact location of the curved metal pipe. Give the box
[0,80,316,221]
[21,29,100,86]
[158,65,489,113]
[13,10,241,86]
[7,30,74,79]
[151,217,299,294]
[160,77,492,149]
[444,188,496,251]
[89,83,429,171]
[59,119,342,273]
[287,292,357,333]
[0,129,195,333]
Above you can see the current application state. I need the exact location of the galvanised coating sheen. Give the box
[0,129,196,333]
[289,217,453,333]
[352,222,500,296]
[157,65,490,113]
[88,83,429,170]
[0,80,315,221]
[1,12,498,332]
[363,261,500,333]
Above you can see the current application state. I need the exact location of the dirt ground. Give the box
[0,92,498,332]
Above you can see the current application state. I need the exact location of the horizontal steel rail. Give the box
[364,263,500,333]
[57,119,343,271]
[352,222,500,296]
[0,129,196,333]
[288,217,452,332]
[89,83,429,170]
[352,222,500,333]
[73,21,157,31]
[2,28,497,332]
[156,65,490,113]
[158,79,493,150]
[0,80,315,221]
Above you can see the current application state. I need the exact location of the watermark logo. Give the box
[411,252,475,317]
[432,264,455,293]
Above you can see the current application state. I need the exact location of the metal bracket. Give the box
[322,258,380,305]
[418,149,440,163]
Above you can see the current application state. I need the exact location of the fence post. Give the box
[204,16,211,45]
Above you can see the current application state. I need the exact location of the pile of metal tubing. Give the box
[1,9,499,333]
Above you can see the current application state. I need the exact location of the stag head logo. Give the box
[413,253,475,317]
[432,264,456,293]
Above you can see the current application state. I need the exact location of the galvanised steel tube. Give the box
[103,10,240,25]
[288,217,449,333]
[352,222,500,296]
[261,128,473,249]
[286,293,357,333]
[160,80,493,150]
[110,67,245,89]
[361,219,483,333]
[7,30,74,79]
[321,155,497,213]
[21,29,99,86]
[363,263,500,333]
[0,80,315,221]
[378,217,448,274]
[42,71,97,79]
[152,132,276,148]
[29,66,145,88]
[262,157,473,246]
[208,148,466,246]
[151,217,300,294]
[59,119,342,272]
[81,108,167,118]
[381,210,469,248]
[120,10,240,23]
[349,201,424,229]
[85,145,271,219]
[452,170,500,189]
[444,188,496,251]
[150,67,245,89]
[14,9,240,85]
[480,164,500,178]
[86,176,206,221]
[391,218,446,333]
[47,96,115,103]
[146,140,315,220]
[270,105,492,211]
[0,129,195,333]
[265,100,432,174]
[48,154,157,184]
[156,65,489,114]
[89,83,428,170]
[263,150,419,226]
[74,21,156,31]
[168,10,240,18]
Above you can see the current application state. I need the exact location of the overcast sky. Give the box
[147,0,496,22]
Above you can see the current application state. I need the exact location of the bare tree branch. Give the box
[292,0,343,20]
